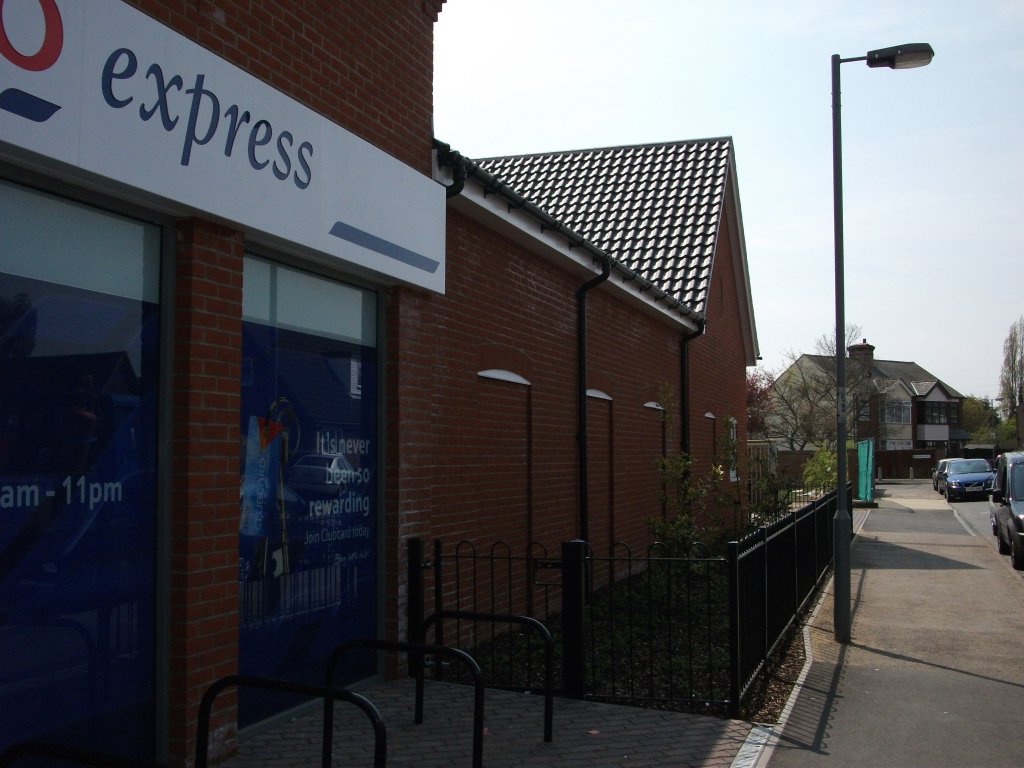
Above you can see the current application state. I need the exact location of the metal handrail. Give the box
[423,610,554,742]
[195,674,385,768]
[326,639,483,768]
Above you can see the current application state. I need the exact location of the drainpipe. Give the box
[436,144,466,198]
[446,156,466,198]
[577,257,611,543]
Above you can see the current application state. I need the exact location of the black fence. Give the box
[729,488,838,706]
[409,487,842,717]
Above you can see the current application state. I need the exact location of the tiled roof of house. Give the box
[871,360,962,399]
[805,354,964,400]
[475,139,733,317]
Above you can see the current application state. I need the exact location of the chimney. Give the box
[847,338,875,367]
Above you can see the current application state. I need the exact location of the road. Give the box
[942,489,1024,579]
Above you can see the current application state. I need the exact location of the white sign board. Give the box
[0,0,445,291]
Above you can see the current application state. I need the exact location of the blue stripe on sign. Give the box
[0,89,61,122]
[329,221,439,274]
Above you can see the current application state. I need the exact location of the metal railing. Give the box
[729,488,838,708]
[408,486,841,717]
[574,539,732,711]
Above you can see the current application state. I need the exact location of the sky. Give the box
[433,0,1023,404]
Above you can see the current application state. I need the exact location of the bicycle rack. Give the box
[195,673,385,768]
[326,639,484,768]
[423,611,554,743]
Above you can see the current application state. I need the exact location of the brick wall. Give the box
[681,200,749,527]
[384,212,581,564]
[586,279,684,550]
[122,0,438,173]
[385,209,705,627]
[169,219,244,765]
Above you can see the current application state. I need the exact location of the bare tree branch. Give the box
[766,325,876,451]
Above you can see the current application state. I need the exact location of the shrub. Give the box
[803,448,837,494]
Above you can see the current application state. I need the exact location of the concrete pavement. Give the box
[756,482,1024,768]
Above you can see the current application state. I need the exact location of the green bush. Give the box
[748,468,793,526]
[803,448,837,494]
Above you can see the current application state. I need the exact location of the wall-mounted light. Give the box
[704,412,717,455]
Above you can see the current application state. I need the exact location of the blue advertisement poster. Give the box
[0,273,159,759]
[239,320,377,724]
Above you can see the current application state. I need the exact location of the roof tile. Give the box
[476,138,733,317]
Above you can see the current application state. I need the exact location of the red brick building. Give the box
[0,1,756,764]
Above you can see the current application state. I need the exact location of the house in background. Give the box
[767,339,967,479]
[846,340,967,455]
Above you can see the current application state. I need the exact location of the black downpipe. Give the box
[446,156,466,198]
[436,145,466,198]
[577,258,611,542]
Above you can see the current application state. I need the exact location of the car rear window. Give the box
[950,460,990,474]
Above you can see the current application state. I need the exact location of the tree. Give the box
[766,325,869,451]
[962,395,1001,443]
[999,316,1024,420]
[746,367,774,438]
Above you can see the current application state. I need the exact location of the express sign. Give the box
[0,0,445,291]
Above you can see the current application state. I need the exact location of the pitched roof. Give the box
[802,354,964,399]
[868,360,962,399]
[475,139,733,317]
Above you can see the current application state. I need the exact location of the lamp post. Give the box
[831,43,934,643]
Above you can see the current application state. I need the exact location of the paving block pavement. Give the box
[218,677,754,768]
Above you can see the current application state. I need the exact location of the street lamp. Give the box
[831,42,934,643]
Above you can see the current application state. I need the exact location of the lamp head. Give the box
[866,43,934,69]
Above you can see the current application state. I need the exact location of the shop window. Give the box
[239,257,377,725]
[0,180,160,760]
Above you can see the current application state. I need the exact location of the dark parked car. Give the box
[932,458,954,492]
[990,452,1024,569]
[938,458,994,501]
